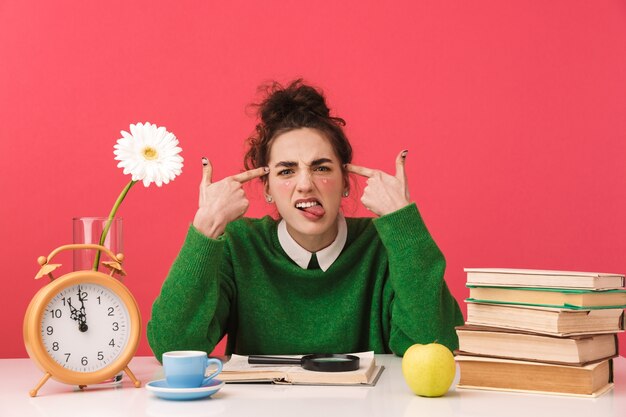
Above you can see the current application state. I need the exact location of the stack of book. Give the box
[455,268,626,397]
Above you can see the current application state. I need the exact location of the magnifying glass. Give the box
[248,354,360,372]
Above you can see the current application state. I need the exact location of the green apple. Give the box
[401,343,456,397]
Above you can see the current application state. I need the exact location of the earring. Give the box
[343,191,349,197]
[266,195,273,203]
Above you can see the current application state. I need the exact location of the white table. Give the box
[1,355,624,417]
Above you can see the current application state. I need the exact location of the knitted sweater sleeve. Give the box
[372,203,464,356]
[147,225,235,362]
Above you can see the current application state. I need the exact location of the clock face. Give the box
[40,283,131,373]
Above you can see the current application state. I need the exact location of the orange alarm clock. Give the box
[23,244,141,396]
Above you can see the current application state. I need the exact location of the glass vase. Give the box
[72,217,123,272]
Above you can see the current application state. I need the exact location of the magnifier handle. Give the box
[248,356,303,365]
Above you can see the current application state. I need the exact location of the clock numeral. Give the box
[112,322,119,331]
[46,326,54,336]
[52,342,59,351]
[50,309,62,319]
[107,307,114,316]
[97,351,104,361]
[109,339,115,348]
[96,296,101,305]
[61,297,69,306]
[64,353,71,363]
[81,356,88,366]
[80,291,88,301]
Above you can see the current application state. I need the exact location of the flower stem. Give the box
[93,180,137,270]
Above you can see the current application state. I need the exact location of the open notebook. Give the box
[219,351,383,386]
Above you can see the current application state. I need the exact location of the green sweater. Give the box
[147,203,464,361]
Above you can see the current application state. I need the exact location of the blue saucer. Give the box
[145,378,224,401]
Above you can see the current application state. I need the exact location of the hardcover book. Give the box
[464,268,625,290]
[465,302,624,336]
[467,285,626,309]
[466,302,624,336]
[455,325,618,365]
[455,355,614,397]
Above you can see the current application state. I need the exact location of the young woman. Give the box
[147,80,464,360]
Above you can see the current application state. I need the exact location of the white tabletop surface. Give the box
[1,355,624,417]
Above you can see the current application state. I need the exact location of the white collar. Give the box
[277,214,347,272]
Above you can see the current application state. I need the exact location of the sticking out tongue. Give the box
[303,205,325,217]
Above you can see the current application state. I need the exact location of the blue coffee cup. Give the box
[162,351,223,388]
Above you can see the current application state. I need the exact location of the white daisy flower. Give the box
[91,122,184,270]
[114,122,184,187]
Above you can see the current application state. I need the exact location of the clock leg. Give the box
[30,372,52,397]
[124,366,141,388]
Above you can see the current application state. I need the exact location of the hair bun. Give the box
[260,79,330,125]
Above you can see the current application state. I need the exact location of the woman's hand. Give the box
[346,150,411,216]
[193,157,268,238]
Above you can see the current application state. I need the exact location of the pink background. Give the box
[2,1,626,358]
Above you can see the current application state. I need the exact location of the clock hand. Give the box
[67,295,88,333]
[76,287,88,333]
[67,298,80,321]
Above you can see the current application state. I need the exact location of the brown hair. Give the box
[244,79,352,176]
